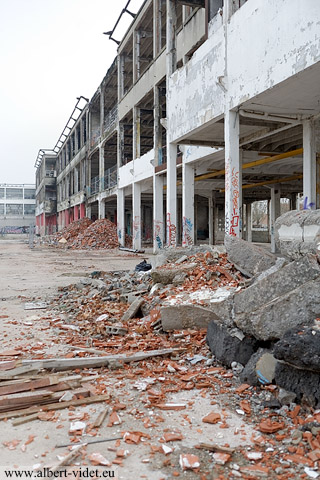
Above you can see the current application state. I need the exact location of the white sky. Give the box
[0,0,144,185]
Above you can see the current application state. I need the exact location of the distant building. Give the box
[0,184,36,234]
[35,153,57,235]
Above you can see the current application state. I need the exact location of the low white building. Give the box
[0,184,36,233]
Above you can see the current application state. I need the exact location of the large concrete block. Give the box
[275,210,320,259]
[234,255,320,315]
[235,279,320,341]
[224,235,277,276]
[206,320,258,367]
[274,325,320,372]
[275,362,320,408]
[160,305,218,331]
[151,263,197,285]
[240,349,277,386]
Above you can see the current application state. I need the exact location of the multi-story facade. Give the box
[0,184,36,233]
[35,0,320,252]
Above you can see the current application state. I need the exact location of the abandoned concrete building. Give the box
[35,0,320,251]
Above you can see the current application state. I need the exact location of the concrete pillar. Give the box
[100,86,104,134]
[246,203,252,242]
[270,186,281,253]
[133,107,141,160]
[133,30,141,83]
[117,189,125,247]
[74,205,79,221]
[99,145,105,191]
[317,153,320,209]
[86,205,92,220]
[182,163,194,247]
[303,119,316,209]
[80,203,86,219]
[154,86,161,167]
[153,174,164,252]
[166,143,177,247]
[208,193,214,245]
[132,183,141,250]
[117,54,125,100]
[224,110,242,237]
[98,199,105,219]
[290,193,297,211]
[118,124,125,167]
[166,0,177,76]
[153,0,162,57]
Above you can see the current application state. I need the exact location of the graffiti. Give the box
[117,228,122,240]
[154,220,163,249]
[230,167,240,237]
[303,196,315,210]
[133,216,141,241]
[182,216,193,246]
[186,147,192,159]
[166,213,176,247]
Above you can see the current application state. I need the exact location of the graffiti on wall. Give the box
[166,213,176,247]
[154,220,163,249]
[303,196,315,210]
[182,216,193,246]
[225,161,241,237]
[133,216,141,241]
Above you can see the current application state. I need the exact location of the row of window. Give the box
[0,188,35,200]
[0,204,35,215]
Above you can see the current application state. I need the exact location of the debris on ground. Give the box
[2,241,320,478]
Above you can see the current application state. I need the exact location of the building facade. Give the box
[35,0,320,252]
[0,184,36,233]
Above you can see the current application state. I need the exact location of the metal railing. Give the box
[90,176,100,196]
[90,128,101,148]
[104,164,117,190]
[104,106,118,135]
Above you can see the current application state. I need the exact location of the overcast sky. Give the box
[0,0,144,185]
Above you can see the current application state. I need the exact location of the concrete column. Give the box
[117,189,125,246]
[117,124,125,167]
[270,186,281,253]
[166,0,177,76]
[246,203,252,242]
[224,110,242,237]
[153,0,162,57]
[132,182,141,250]
[98,199,105,219]
[166,143,177,247]
[133,30,141,83]
[100,86,104,134]
[133,107,141,161]
[86,205,91,220]
[182,162,194,247]
[80,203,86,219]
[99,145,105,191]
[208,193,214,245]
[317,154,320,209]
[153,174,164,252]
[117,54,125,100]
[303,119,316,209]
[154,86,161,167]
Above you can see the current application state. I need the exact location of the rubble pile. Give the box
[44,218,131,249]
[2,244,320,476]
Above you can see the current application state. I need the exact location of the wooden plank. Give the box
[0,366,40,380]
[21,348,184,371]
[0,390,53,408]
[93,407,109,428]
[0,394,109,420]
[0,376,60,396]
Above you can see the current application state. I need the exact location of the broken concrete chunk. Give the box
[274,325,320,372]
[240,349,277,386]
[121,297,144,321]
[206,320,258,368]
[277,388,297,406]
[161,305,218,331]
[275,362,320,408]
[150,263,197,285]
[224,234,277,276]
[234,254,320,316]
[275,210,320,259]
[235,279,320,341]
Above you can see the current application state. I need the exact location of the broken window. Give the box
[6,188,23,199]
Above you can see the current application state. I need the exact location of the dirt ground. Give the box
[0,238,315,480]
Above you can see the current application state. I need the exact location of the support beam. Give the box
[303,119,316,209]
[133,107,141,160]
[246,203,252,242]
[166,0,177,76]
[117,189,125,247]
[153,0,162,57]
[154,86,161,167]
[133,29,141,83]
[224,110,242,238]
[166,143,178,246]
[98,199,105,219]
[182,163,195,247]
[99,145,105,191]
[117,54,125,100]
[132,183,141,250]
[270,186,281,253]
[153,174,164,252]
[208,193,214,245]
